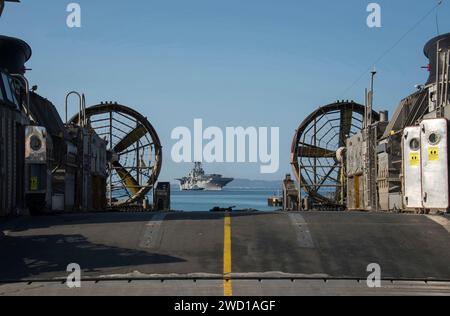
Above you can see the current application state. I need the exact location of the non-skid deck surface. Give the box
[1,211,450,295]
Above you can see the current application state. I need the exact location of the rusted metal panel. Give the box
[347,175,364,211]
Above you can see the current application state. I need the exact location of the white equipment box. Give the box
[403,126,422,209]
[420,118,449,210]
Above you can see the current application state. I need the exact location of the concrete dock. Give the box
[1,211,450,296]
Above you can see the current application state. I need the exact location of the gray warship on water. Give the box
[177,162,234,191]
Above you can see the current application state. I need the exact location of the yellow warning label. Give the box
[410,152,420,166]
[30,177,38,191]
[428,147,440,161]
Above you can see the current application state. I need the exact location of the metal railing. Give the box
[65,91,86,127]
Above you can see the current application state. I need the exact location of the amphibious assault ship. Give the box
[177,162,234,191]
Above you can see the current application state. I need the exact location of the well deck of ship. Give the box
[1,211,450,295]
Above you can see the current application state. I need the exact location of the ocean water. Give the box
[170,188,281,212]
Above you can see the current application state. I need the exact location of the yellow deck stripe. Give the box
[223,213,232,296]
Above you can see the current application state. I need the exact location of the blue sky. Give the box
[1,0,449,181]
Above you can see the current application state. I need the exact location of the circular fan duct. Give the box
[70,103,162,208]
[291,101,379,207]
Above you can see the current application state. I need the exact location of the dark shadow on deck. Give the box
[0,234,185,282]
